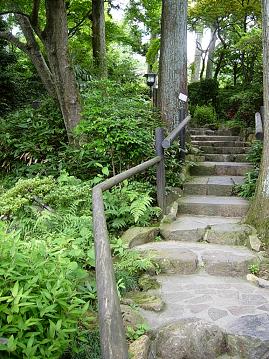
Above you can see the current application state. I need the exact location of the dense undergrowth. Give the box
[0,171,159,358]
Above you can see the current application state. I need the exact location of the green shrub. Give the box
[0,223,90,359]
[193,105,217,126]
[188,79,219,115]
[246,140,263,165]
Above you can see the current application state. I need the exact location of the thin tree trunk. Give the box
[14,15,57,99]
[191,30,203,82]
[206,27,217,79]
[92,0,107,78]
[43,0,82,141]
[159,0,188,129]
[246,0,269,239]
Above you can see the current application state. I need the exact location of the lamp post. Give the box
[144,73,157,99]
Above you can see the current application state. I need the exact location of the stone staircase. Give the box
[126,128,269,359]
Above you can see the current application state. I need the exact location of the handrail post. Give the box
[92,187,128,359]
[155,127,166,213]
[179,106,186,162]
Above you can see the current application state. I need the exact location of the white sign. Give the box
[179,93,188,102]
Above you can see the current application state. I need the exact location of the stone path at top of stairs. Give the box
[127,128,269,358]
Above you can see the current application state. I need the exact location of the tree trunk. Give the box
[246,0,269,240]
[206,27,217,79]
[14,15,57,100]
[43,0,82,142]
[92,0,107,78]
[159,0,188,129]
[191,30,203,83]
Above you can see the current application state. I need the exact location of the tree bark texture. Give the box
[191,30,203,83]
[92,0,107,78]
[0,0,81,142]
[159,0,188,129]
[246,0,269,240]
[42,0,82,141]
[206,27,217,79]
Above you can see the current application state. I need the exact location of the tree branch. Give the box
[31,0,41,27]
[0,30,28,53]
[68,10,91,38]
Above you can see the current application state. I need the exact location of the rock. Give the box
[227,314,269,359]
[153,318,227,359]
[206,223,253,246]
[151,248,198,275]
[257,277,269,289]
[121,305,147,330]
[138,275,160,291]
[121,227,159,248]
[129,335,150,359]
[124,292,165,312]
[246,274,269,289]
[246,273,259,285]
[208,308,228,321]
[161,201,178,224]
[247,234,262,252]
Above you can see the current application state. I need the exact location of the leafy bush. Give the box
[188,79,219,115]
[236,140,263,199]
[218,84,263,126]
[193,105,217,126]
[0,223,90,358]
[246,140,263,165]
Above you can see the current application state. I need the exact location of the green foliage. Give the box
[126,324,149,342]
[193,105,217,126]
[188,79,219,115]
[236,141,263,199]
[0,223,90,359]
[248,263,260,275]
[246,140,263,165]
[218,84,263,125]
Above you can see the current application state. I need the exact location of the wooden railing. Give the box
[255,106,264,141]
[92,116,191,359]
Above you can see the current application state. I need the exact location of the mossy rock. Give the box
[124,291,165,312]
[138,274,160,291]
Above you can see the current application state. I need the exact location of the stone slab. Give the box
[121,227,159,248]
[160,215,241,242]
[191,135,241,142]
[135,241,258,277]
[204,154,247,163]
[192,140,247,147]
[199,146,248,154]
[178,195,249,217]
[138,273,269,341]
[190,162,252,176]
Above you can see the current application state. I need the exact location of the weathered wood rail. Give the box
[92,116,191,359]
[255,106,264,141]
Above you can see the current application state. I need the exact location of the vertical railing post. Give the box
[155,127,166,213]
[92,187,129,359]
[179,106,186,162]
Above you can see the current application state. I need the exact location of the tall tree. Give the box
[205,26,217,79]
[92,0,107,78]
[0,0,81,142]
[191,29,203,82]
[159,0,188,128]
[246,0,269,238]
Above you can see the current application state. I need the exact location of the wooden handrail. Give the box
[255,112,263,141]
[92,118,190,359]
[162,115,191,149]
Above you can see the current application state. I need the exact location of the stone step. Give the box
[135,241,258,277]
[160,215,253,244]
[139,273,269,358]
[199,146,248,154]
[192,141,247,148]
[190,128,234,136]
[191,135,241,142]
[183,176,244,196]
[190,162,252,176]
[178,195,249,217]
[203,154,247,162]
